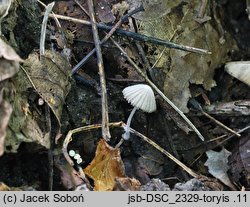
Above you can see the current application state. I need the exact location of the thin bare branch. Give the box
[88,0,110,140]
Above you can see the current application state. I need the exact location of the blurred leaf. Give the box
[0,38,22,155]
[0,38,22,81]
[0,100,12,156]
[0,182,10,191]
[5,50,71,152]
[113,177,141,191]
[225,61,250,86]
[205,148,236,190]
[239,136,250,173]
[0,38,22,62]
[84,139,125,191]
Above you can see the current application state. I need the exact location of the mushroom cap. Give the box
[225,61,250,86]
[122,84,156,113]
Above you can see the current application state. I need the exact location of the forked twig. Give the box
[62,122,199,178]
[62,122,123,166]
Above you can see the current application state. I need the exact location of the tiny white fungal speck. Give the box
[77,158,83,164]
[74,154,81,160]
[69,150,76,157]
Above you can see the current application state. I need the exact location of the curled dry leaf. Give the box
[4,50,71,152]
[205,148,236,190]
[84,139,125,191]
[23,50,71,125]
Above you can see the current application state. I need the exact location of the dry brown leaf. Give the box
[137,0,236,112]
[84,139,125,191]
[0,182,10,191]
[23,50,71,125]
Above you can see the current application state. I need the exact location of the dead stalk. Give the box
[88,0,111,140]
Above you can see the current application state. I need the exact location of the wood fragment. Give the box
[193,0,211,23]
[204,100,250,116]
[201,110,241,137]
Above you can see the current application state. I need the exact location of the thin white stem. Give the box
[122,107,137,140]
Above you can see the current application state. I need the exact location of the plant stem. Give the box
[122,107,137,140]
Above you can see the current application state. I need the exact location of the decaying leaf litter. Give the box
[0,0,249,191]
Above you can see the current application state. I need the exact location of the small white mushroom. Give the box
[69,150,76,157]
[74,153,81,160]
[76,158,83,164]
[225,61,250,86]
[122,84,156,140]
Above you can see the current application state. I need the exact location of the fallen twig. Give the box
[88,0,110,140]
[194,0,211,23]
[63,122,225,189]
[47,13,211,57]
[74,0,89,16]
[40,2,54,56]
[189,99,241,137]
[201,110,241,137]
[37,0,67,47]
[215,124,250,147]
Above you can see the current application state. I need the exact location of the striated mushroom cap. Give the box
[122,84,156,113]
[225,61,250,86]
